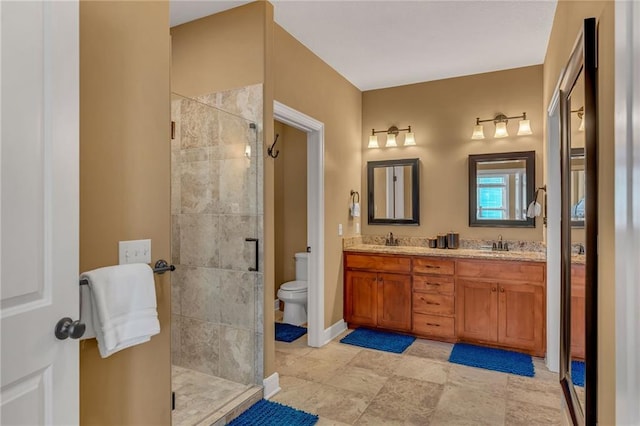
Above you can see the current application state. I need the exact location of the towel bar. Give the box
[79,259,175,286]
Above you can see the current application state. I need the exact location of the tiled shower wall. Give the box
[171,84,264,385]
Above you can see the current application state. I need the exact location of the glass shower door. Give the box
[170,92,262,423]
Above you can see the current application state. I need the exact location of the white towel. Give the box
[80,263,160,358]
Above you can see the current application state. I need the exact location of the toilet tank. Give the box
[294,252,309,281]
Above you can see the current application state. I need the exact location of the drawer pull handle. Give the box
[426,322,440,327]
[425,265,440,269]
[426,282,440,286]
[426,301,440,305]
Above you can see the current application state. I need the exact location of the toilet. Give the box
[277,252,308,326]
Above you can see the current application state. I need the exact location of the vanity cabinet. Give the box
[412,258,456,340]
[571,264,585,360]
[456,259,545,356]
[344,254,412,332]
[343,251,546,356]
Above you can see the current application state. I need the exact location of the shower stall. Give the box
[170,87,263,425]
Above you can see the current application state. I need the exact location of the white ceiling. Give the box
[170,0,557,91]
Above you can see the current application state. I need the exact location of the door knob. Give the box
[55,317,86,340]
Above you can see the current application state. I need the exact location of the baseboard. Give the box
[322,319,347,345]
[262,372,281,400]
[274,299,279,310]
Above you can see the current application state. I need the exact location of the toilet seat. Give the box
[280,280,307,292]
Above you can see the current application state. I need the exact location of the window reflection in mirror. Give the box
[469,151,535,228]
[367,158,419,225]
[571,148,585,226]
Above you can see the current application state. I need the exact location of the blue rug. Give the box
[339,328,416,354]
[448,343,535,377]
[229,399,318,426]
[275,322,307,343]
[572,360,585,387]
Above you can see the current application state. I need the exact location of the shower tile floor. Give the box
[172,365,261,426]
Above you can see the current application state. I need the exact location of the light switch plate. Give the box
[119,239,151,265]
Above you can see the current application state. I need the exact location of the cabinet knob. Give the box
[500,287,505,293]
[491,287,497,292]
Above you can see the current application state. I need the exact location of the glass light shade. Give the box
[386,133,397,147]
[404,132,416,146]
[517,119,533,136]
[578,115,585,131]
[244,144,251,158]
[494,121,509,138]
[367,135,379,149]
[471,125,485,140]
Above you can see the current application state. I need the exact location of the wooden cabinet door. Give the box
[498,283,544,354]
[456,279,498,342]
[345,270,378,327]
[377,273,412,331]
[571,264,586,359]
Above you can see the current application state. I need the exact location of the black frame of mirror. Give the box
[367,158,420,225]
[468,151,536,228]
[558,17,597,426]
[570,147,586,228]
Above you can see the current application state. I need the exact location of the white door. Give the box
[1,1,79,425]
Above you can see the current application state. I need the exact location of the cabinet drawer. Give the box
[457,259,544,282]
[413,293,454,315]
[412,313,455,338]
[345,253,411,273]
[413,258,455,275]
[413,275,454,294]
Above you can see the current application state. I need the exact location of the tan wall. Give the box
[362,65,544,241]
[79,1,171,424]
[542,1,615,423]
[274,121,308,297]
[171,2,265,97]
[273,24,363,328]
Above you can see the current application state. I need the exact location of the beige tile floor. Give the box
[172,365,257,426]
[273,329,572,426]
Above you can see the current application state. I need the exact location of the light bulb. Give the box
[578,114,585,131]
[386,133,397,147]
[494,121,509,138]
[404,132,416,146]
[471,125,485,140]
[367,135,379,149]
[244,144,251,158]
[517,119,532,135]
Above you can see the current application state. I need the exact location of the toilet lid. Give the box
[281,280,307,291]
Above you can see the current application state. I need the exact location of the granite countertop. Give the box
[344,244,547,262]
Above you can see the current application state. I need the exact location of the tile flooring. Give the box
[172,365,261,426]
[273,329,570,425]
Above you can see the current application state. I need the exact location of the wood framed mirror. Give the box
[367,158,420,225]
[557,17,597,425]
[468,151,536,228]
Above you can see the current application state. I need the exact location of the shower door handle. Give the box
[245,238,259,272]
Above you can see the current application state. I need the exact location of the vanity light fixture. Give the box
[368,125,415,148]
[572,106,585,131]
[471,112,532,140]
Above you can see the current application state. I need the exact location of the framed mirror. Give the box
[468,151,535,227]
[558,17,597,425]
[367,158,419,225]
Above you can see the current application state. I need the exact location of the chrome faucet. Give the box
[385,232,399,246]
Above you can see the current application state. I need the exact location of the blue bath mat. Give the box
[448,343,535,377]
[339,328,416,354]
[275,322,307,343]
[229,399,318,426]
[572,360,585,387]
